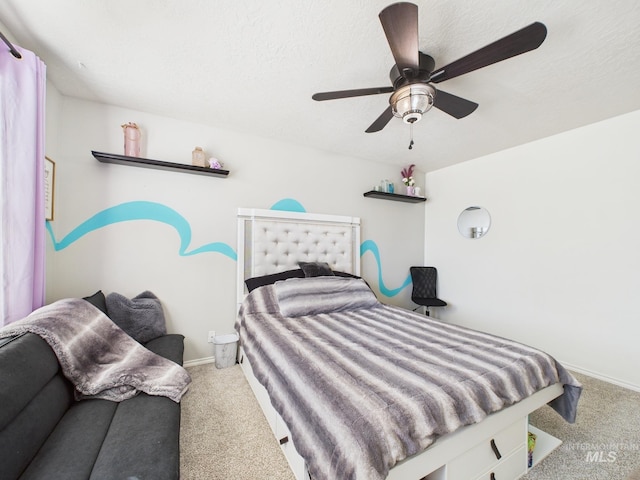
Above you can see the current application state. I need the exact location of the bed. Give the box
[234,208,581,480]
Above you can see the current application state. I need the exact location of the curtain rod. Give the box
[0,30,22,59]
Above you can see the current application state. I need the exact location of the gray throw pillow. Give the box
[245,268,305,292]
[105,291,167,343]
[298,261,334,277]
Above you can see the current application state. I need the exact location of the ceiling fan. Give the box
[312,2,547,135]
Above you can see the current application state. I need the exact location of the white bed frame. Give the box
[236,208,563,480]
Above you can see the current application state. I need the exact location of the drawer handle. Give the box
[279,436,289,445]
[490,473,496,480]
[490,439,502,460]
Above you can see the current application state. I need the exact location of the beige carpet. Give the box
[180,363,294,480]
[181,364,640,480]
[522,372,640,480]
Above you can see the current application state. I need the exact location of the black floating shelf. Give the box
[92,151,229,177]
[363,190,426,203]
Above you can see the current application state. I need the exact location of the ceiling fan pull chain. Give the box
[408,123,415,150]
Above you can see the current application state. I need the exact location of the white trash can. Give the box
[214,333,239,369]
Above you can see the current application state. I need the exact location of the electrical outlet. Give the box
[207,330,216,343]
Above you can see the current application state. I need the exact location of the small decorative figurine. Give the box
[121,122,141,157]
[208,157,223,169]
[192,147,206,167]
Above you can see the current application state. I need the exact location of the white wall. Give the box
[45,97,426,362]
[425,109,640,390]
[44,80,63,295]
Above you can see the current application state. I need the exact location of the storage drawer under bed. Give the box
[447,418,526,480]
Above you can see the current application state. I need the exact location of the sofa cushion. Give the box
[105,291,167,343]
[0,375,74,480]
[89,393,181,480]
[82,290,109,316]
[18,400,118,480]
[0,334,61,430]
[144,334,185,366]
[0,333,76,480]
[89,336,184,480]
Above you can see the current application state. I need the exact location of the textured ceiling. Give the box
[1,0,639,172]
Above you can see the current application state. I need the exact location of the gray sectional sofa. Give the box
[0,292,187,480]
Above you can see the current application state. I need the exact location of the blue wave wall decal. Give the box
[45,199,409,296]
[361,239,412,297]
[45,201,237,260]
[270,198,306,212]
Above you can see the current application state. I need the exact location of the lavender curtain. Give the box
[0,44,46,326]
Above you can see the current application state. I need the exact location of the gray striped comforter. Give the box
[236,278,581,480]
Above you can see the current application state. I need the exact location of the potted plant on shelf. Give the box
[401,164,416,195]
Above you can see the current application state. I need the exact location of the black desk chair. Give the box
[410,266,447,316]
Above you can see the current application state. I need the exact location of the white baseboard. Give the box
[184,356,215,368]
[562,361,640,392]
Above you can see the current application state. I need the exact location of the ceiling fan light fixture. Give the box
[390,84,436,124]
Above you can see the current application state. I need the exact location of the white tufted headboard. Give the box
[237,208,361,305]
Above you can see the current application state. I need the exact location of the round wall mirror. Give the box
[457,206,491,239]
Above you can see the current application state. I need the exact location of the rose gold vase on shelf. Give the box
[122,122,141,157]
[406,186,415,196]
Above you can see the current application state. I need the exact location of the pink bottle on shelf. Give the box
[121,122,141,157]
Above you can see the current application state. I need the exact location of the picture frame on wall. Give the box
[44,156,55,221]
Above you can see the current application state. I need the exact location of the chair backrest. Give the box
[410,266,439,300]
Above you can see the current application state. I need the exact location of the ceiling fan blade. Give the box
[379,2,419,74]
[433,89,479,119]
[312,86,394,101]
[430,22,547,83]
[365,106,394,133]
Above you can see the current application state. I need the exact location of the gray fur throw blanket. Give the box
[0,298,191,403]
